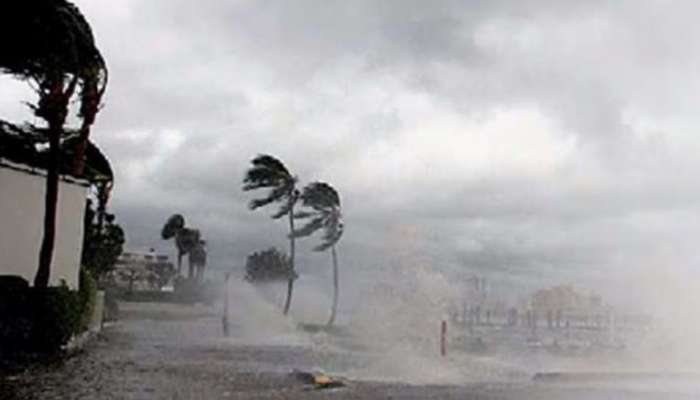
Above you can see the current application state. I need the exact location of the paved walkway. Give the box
[1,301,697,399]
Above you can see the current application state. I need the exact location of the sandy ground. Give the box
[1,301,698,400]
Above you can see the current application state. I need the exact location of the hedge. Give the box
[0,269,97,355]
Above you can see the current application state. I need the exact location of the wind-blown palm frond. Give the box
[295,182,343,252]
[1,0,108,289]
[292,216,326,239]
[242,154,300,315]
[243,155,292,191]
[243,154,298,217]
[294,182,344,326]
[249,185,289,211]
[161,214,185,240]
[315,219,344,252]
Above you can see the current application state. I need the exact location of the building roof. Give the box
[0,119,113,185]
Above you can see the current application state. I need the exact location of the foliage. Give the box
[81,199,125,281]
[161,214,185,240]
[117,266,146,293]
[161,214,205,279]
[293,182,344,251]
[294,182,344,325]
[244,247,298,283]
[29,285,81,352]
[146,261,176,290]
[0,0,108,136]
[243,154,300,315]
[0,273,97,355]
[243,154,299,218]
[0,0,108,288]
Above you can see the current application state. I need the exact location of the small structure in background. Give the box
[112,249,175,292]
[529,285,610,330]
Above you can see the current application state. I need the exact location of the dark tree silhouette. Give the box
[77,139,120,281]
[146,261,176,290]
[82,200,125,281]
[0,0,108,287]
[244,247,297,284]
[243,155,299,315]
[294,182,344,326]
[161,214,203,279]
[189,240,207,281]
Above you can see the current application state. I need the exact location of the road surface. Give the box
[1,301,698,399]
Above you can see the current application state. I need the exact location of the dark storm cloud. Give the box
[4,0,700,303]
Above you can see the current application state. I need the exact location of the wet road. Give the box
[1,301,698,399]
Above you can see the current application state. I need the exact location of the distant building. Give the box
[113,249,174,290]
[530,284,604,313]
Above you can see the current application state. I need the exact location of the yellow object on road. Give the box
[314,375,332,385]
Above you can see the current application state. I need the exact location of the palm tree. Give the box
[243,155,299,315]
[0,0,108,287]
[161,214,202,279]
[294,182,344,326]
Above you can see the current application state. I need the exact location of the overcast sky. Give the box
[3,1,700,307]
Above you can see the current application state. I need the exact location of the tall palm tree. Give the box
[243,155,299,315]
[293,182,344,326]
[161,214,202,279]
[0,0,108,288]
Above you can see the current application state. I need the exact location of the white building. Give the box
[113,249,174,290]
[0,160,89,289]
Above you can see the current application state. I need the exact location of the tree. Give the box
[0,0,108,288]
[243,155,299,315]
[118,265,146,294]
[77,139,120,282]
[293,182,344,326]
[81,199,125,282]
[161,214,202,279]
[146,261,176,290]
[244,247,297,284]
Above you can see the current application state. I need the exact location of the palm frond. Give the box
[248,184,288,210]
[314,220,343,252]
[161,214,184,239]
[243,155,292,188]
[291,216,325,239]
[271,199,293,219]
[293,211,316,219]
[242,166,287,191]
[251,154,291,175]
[300,182,340,211]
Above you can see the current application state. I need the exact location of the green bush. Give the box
[28,284,81,352]
[0,271,99,355]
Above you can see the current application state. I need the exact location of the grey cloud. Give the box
[4,0,700,306]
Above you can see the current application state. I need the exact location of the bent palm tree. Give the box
[161,214,202,279]
[294,182,344,326]
[243,155,299,315]
[0,0,108,287]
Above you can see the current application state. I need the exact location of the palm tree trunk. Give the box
[283,201,296,315]
[327,245,339,326]
[34,76,77,288]
[34,130,61,288]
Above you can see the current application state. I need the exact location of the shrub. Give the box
[244,247,297,283]
[0,271,99,355]
[28,285,81,352]
[0,276,32,351]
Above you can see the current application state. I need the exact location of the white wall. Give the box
[0,165,88,289]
